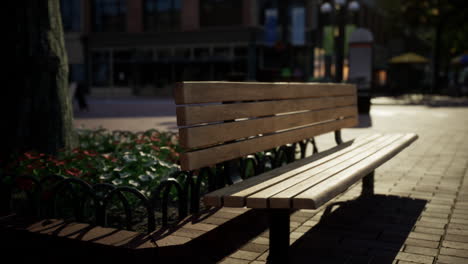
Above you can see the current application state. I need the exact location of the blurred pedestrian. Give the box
[75,81,89,111]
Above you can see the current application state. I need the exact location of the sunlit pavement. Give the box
[74,97,468,263]
[73,97,178,132]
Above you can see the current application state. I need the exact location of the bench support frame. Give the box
[268,208,290,264]
[361,171,375,196]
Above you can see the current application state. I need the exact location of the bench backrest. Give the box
[174,81,358,171]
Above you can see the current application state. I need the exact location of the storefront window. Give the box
[194,48,210,60]
[91,51,110,86]
[144,0,181,31]
[93,0,126,32]
[60,0,81,32]
[258,0,277,26]
[200,0,242,27]
[113,51,132,87]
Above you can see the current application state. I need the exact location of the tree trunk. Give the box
[431,0,447,95]
[432,18,442,94]
[6,0,75,161]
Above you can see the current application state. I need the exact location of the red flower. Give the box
[54,160,66,166]
[72,148,82,154]
[135,139,147,144]
[150,135,161,142]
[102,154,117,163]
[83,150,97,157]
[65,168,82,177]
[151,145,160,151]
[73,154,85,161]
[24,152,41,160]
[27,161,45,170]
[113,141,120,145]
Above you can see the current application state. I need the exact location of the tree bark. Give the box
[432,14,443,94]
[6,0,75,161]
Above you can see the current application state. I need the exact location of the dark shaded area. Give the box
[356,114,372,128]
[289,195,427,264]
[0,219,154,263]
[160,209,271,263]
[0,194,426,264]
[6,1,74,160]
[0,208,271,263]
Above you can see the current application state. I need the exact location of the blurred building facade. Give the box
[61,0,389,97]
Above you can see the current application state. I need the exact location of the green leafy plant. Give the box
[3,129,181,197]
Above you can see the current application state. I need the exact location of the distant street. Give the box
[73,97,177,132]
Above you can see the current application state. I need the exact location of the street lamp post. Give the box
[320,0,360,82]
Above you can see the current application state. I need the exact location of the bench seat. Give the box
[204,133,417,209]
[174,81,418,263]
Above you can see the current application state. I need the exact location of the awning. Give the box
[451,54,468,65]
[389,52,429,64]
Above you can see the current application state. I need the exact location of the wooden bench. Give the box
[174,81,418,263]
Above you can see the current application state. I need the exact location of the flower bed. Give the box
[1,128,306,232]
[2,129,181,197]
[0,129,190,232]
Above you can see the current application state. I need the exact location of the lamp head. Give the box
[348,1,360,12]
[320,2,333,13]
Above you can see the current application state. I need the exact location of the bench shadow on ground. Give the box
[288,194,427,264]
[159,208,271,263]
[160,194,426,264]
[0,194,427,263]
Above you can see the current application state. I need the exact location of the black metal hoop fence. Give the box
[1,139,317,233]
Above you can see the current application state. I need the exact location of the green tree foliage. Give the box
[380,0,468,52]
[379,0,468,89]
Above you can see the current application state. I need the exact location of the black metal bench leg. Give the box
[361,171,375,196]
[268,209,290,264]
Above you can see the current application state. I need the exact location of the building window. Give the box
[60,0,81,32]
[144,0,181,31]
[91,51,110,86]
[258,0,276,26]
[70,64,85,82]
[200,0,242,27]
[93,0,126,32]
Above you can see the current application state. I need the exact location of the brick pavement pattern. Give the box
[75,98,468,263]
[219,105,468,264]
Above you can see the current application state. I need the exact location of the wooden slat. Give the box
[293,133,418,209]
[180,117,357,171]
[224,134,393,207]
[246,134,402,208]
[180,106,357,149]
[202,134,381,207]
[176,96,356,126]
[174,82,356,104]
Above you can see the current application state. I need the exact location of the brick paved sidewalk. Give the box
[73,98,468,264]
[218,106,468,264]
